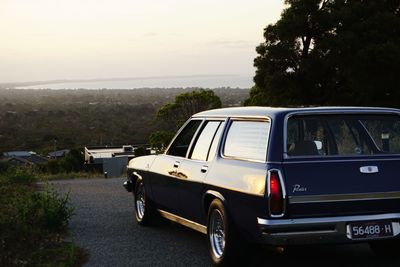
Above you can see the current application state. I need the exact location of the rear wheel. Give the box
[207,199,243,266]
[134,179,158,226]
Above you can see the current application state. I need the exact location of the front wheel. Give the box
[207,199,242,266]
[134,179,158,226]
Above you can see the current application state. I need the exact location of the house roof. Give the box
[48,149,70,158]
[4,151,34,157]
[6,154,48,165]
[27,154,48,164]
[8,157,34,165]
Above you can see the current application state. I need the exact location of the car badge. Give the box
[293,184,307,193]
[360,166,379,174]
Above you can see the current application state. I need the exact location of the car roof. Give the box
[192,106,400,119]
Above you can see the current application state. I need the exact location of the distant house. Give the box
[8,157,35,167]
[4,151,48,166]
[84,145,136,178]
[84,145,135,164]
[4,151,32,157]
[48,149,70,159]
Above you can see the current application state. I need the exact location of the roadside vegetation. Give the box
[36,149,101,180]
[0,166,85,266]
[0,148,101,181]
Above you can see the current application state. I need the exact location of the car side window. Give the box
[223,120,270,162]
[167,120,202,157]
[207,123,224,161]
[190,121,222,161]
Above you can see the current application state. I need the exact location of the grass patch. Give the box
[0,168,85,266]
[38,171,101,181]
[30,240,88,267]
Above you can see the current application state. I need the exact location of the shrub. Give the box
[0,167,37,185]
[46,160,61,174]
[34,185,73,231]
[0,169,73,265]
[0,160,11,174]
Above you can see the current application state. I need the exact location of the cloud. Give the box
[142,32,159,37]
[209,39,254,49]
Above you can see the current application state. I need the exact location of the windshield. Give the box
[286,114,400,157]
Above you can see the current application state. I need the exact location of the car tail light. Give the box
[268,170,285,217]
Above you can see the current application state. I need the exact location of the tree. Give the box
[243,85,268,106]
[150,89,222,152]
[149,131,175,152]
[134,146,149,157]
[249,0,400,107]
[157,89,222,129]
[58,149,84,173]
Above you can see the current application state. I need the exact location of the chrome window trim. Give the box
[283,110,400,159]
[193,115,270,120]
[267,169,287,218]
[185,120,206,158]
[289,191,400,204]
[188,119,227,162]
[282,157,400,164]
[164,118,205,157]
[220,117,272,163]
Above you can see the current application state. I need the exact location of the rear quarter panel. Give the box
[204,158,274,242]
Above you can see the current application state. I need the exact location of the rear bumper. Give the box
[258,213,400,245]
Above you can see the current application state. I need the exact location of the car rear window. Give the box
[223,120,270,162]
[286,114,400,157]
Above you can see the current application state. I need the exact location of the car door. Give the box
[149,119,202,214]
[176,120,225,223]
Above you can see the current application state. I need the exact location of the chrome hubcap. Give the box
[209,209,225,258]
[136,183,145,219]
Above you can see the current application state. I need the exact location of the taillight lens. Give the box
[269,171,284,216]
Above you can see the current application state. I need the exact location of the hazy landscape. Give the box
[0,75,253,90]
[0,87,249,153]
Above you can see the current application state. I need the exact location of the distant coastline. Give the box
[0,74,253,89]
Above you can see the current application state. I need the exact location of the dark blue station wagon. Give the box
[124,106,400,266]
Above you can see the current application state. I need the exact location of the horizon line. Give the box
[0,74,245,87]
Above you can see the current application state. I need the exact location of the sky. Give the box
[0,0,284,84]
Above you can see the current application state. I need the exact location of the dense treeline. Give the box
[0,88,248,153]
[248,0,400,107]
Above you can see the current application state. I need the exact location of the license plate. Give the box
[348,220,393,240]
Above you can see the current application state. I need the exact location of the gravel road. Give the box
[51,178,400,267]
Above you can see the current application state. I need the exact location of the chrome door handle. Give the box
[173,161,180,168]
[200,166,208,173]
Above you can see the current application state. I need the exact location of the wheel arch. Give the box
[129,169,143,188]
[203,190,227,215]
